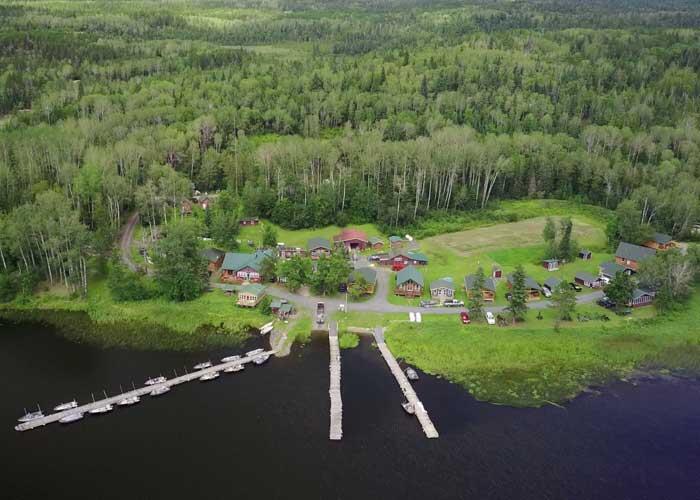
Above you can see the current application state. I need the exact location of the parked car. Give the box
[485,311,496,325]
[569,282,583,292]
[541,287,552,298]
[443,299,465,307]
[392,262,406,272]
[460,311,470,324]
[369,255,381,262]
[419,300,438,308]
[505,292,512,301]
[597,297,616,309]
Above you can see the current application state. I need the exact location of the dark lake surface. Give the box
[2,320,700,500]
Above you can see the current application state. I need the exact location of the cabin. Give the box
[492,265,502,279]
[220,249,273,284]
[389,235,405,248]
[379,250,429,267]
[334,228,369,251]
[507,274,542,301]
[579,249,592,260]
[615,242,656,272]
[542,259,560,272]
[543,277,562,292]
[347,267,378,295]
[237,284,267,307]
[201,248,225,274]
[307,237,332,260]
[464,275,496,302]
[239,217,260,226]
[395,266,424,298]
[271,299,295,319]
[430,278,455,304]
[599,261,626,283]
[643,233,677,251]
[574,271,601,288]
[277,245,305,260]
[368,237,384,251]
[629,288,655,308]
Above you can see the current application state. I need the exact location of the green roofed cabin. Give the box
[237,283,267,307]
[308,237,332,260]
[221,249,273,284]
[507,274,542,301]
[465,275,496,301]
[395,265,424,298]
[348,267,378,295]
[368,236,384,250]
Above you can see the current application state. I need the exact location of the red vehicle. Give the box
[460,311,470,324]
[392,262,406,272]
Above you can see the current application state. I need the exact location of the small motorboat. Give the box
[253,354,270,365]
[401,402,415,415]
[193,361,212,370]
[223,364,244,373]
[88,404,113,415]
[199,372,220,381]
[53,400,78,412]
[221,355,241,363]
[150,386,170,396]
[59,413,84,424]
[405,367,419,381]
[145,376,166,386]
[18,407,44,423]
[246,348,264,357]
[116,395,140,406]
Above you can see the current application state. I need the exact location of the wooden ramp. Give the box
[373,327,438,439]
[328,322,343,440]
[15,349,276,432]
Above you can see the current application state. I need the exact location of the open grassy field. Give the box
[383,293,700,407]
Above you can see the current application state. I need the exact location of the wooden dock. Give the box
[328,322,343,440]
[373,327,438,439]
[15,349,276,432]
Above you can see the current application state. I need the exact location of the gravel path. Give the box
[119,212,140,272]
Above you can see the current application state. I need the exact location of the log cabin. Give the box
[307,237,333,259]
[507,274,542,301]
[347,267,378,295]
[201,248,225,274]
[643,233,677,251]
[395,266,424,297]
[464,275,496,302]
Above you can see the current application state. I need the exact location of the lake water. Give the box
[2,320,700,500]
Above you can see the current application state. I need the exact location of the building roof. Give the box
[543,277,562,289]
[430,278,455,291]
[615,242,656,263]
[240,217,259,222]
[396,266,424,287]
[407,251,428,263]
[201,248,225,263]
[389,236,404,244]
[348,267,377,284]
[368,236,383,245]
[464,275,496,292]
[279,303,293,314]
[270,299,282,309]
[543,258,559,264]
[575,271,598,282]
[507,274,541,291]
[307,237,332,251]
[633,288,655,300]
[222,249,273,272]
[579,249,592,256]
[239,283,267,296]
[651,233,673,244]
[334,228,368,243]
[600,261,625,276]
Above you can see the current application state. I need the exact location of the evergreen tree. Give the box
[468,266,486,319]
[507,265,528,322]
[420,75,428,98]
[550,281,576,322]
[557,218,574,260]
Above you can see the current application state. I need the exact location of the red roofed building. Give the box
[333,228,369,251]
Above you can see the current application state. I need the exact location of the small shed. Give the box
[368,236,384,250]
[542,259,560,272]
[429,278,455,304]
[492,265,502,279]
[239,217,260,226]
[578,249,592,260]
[389,235,405,248]
[574,271,601,288]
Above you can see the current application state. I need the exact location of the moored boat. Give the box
[223,364,244,373]
[193,361,212,370]
[246,348,264,357]
[199,371,220,381]
[18,407,44,423]
[53,400,78,412]
[221,355,241,363]
[145,376,166,386]
[59,412,84,424]
[117,395,141,406]
[405,367,419,381]
[401,401,415,414]
[88,404,113,415]
[253,354,270,365]
[150,386,170,396]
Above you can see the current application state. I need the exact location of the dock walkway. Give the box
[328,322,343,440]
[15,349,276,432]
[373,327,438,438]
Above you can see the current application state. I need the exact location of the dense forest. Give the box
[1,0,699,294]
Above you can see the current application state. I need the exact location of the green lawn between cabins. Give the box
[333,295,697,408]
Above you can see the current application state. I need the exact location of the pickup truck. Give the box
[316,302,325,325]
[443,299,465,307]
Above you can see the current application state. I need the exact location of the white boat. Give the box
[59,412,84,424]
[145,376,166,386]
[221,355,241,363]
[193,361,212,370]
[259,325,273,335]
[18,408,44,423]
[253,354,270,365]
[199,372,220,381]
[116,395,140,406]
[405,367,419,381]
[88,404,113,415]
[150,386,170,396]
[246,348,264,357]
[401,402,415,414]
[53,400,78,412]
[223,364,244,373]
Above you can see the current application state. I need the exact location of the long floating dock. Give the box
[328,322,343,440]
[373,327,438,439]
[15,349,276,432]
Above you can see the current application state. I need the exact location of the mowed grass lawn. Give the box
[383,294,700,407]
